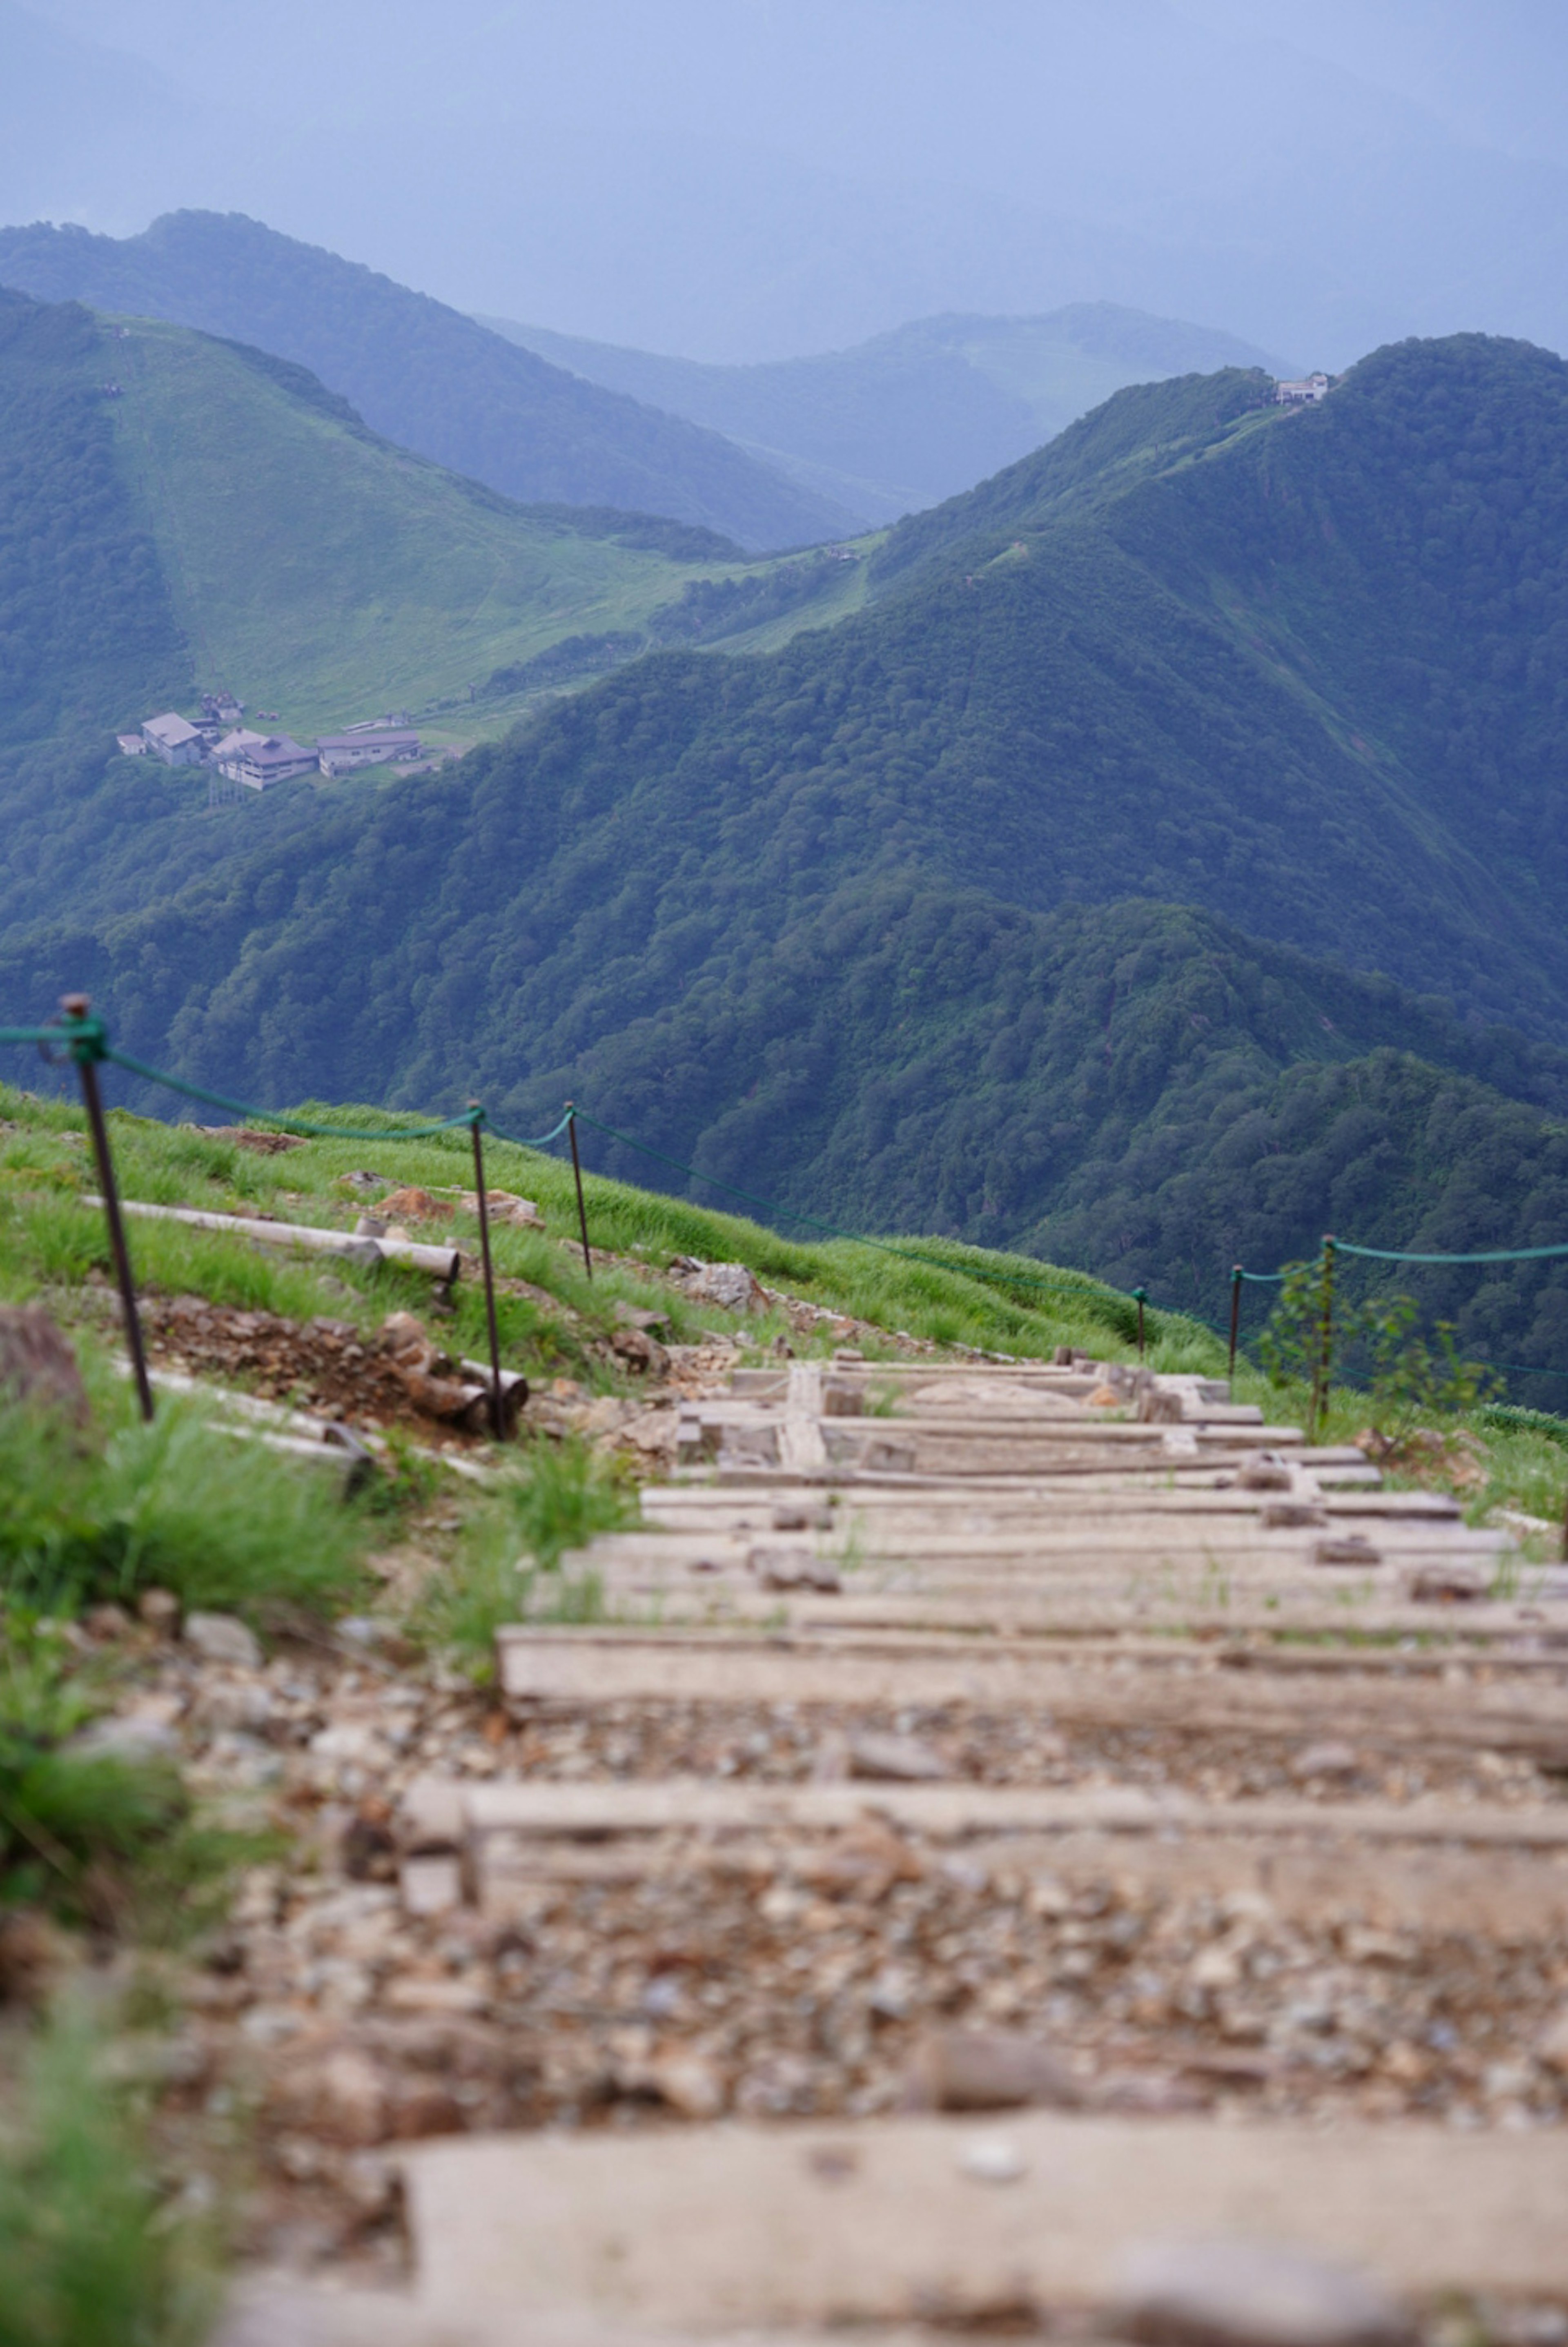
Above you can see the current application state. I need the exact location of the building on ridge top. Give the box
[1274,372,1333,407]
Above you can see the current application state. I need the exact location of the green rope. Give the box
[0,1024,73,1047]
[1238,1269,1286,1284]
[1336,1237,1568,1265]
[486,1109,576,1152]
[100,1046,481,1143]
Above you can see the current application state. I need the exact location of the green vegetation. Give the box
[416,1439,632,1673]
[0,210,851,552]
[0,2001,218,2347]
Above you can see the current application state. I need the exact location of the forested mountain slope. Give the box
[0,212,854,550]
[9,332,1568,1376]
[487,304,1291,524]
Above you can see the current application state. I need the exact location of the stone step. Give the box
[401,2112,1568,2333]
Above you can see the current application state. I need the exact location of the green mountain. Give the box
[483,304,1292,525]
[9,330,1568,1385]
[0,211,856,552]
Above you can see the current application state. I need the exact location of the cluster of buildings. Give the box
[118,693,421,788]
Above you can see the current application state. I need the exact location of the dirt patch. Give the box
[138,1294,481,1439]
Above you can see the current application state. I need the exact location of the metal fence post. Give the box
[1229,1265,1243,1383]
[1133,1287,1147,1361]
[468,1105,506,1440]
[566,1104,592,1280]
[61,993,154,1423]
[1309,1235,1336,1443]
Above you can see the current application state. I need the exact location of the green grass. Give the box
[0,1356,370,1624]
[414,1439,632,1673]
[107,319,756,740]
[0,2000,219,2347]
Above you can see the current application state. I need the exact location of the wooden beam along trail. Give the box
[394,1352,1568,2342]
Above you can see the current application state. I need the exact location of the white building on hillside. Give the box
[140,712,204,766]
[316,727,421,776]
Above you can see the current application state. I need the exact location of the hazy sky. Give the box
[5,0,1567,364]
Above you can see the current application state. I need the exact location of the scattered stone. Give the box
[1405,1563,1488,1602]
[1261,1502,1328,1529]
[83,1602,135,1640]
[771,1503,833,1532]
[399,1778,467,1853]
[1311,1536,1383,1568]
[644,2049,727,2120]
[376,1187,452,1224]
[848,1730,947,1782]
[904,2028,1080,2113]
[746,1548,842,1593]
[67,1712,181,1762]
[610,1325,669,1375]
[821,1380,864,1417]
[1238,1459,1294,1492]
[138,1587,180,1634]
[184,1611,263,1670]
[0,1303,89,1425]
[683,1262,764,1314]
[1114,2235,1414,2347]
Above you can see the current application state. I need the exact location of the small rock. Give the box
[1311,1536,1382,1568]
[399,1777,467,1853]
[748,1547,841,1592]
[340,2149,397,2216]
[83,1603,134,1641]
[1406,1563,1488,1602]
[610,1325,669,1376]
[685,1262,764,1314]
[903,2027,1081,2113]
[1290,1741,1360,1781]
[0,1303,89,1425]
[184,1611,262,1670]
[771,1503,833,1532]
[1261,1502,1327,1529]
[312,2048,390,2148]
[376,1187,452,1223]
[67,1713,180,1762]
[1535,2004,1568,2075]
[848,1730,947,1782]
[401,1855,463,1917]
[1116,2236,1413,2347]
[646,2049,727,2119]
[1238,1460,1294,1492]
[138,1588,180,1634]
[958,2135,1027,2184]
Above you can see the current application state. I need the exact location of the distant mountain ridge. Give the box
[481,303,1294,523]
[0,211,856,551]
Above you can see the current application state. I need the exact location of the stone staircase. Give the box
[250,1356,1568,2343]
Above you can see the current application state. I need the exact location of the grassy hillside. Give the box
[104,316,764,739]
[486,304,1291,524]
[0,211,855,553]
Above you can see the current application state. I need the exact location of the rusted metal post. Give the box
[61,993,154,1423]
[566,1104,592,1281]
[1228,1265,1243,1383]
[1309,1236,1336,1443]
[1133,1287,1147,1362]
[469,1106,505,1440]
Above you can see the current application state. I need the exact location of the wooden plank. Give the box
[457,1776,1568,1850]
[404,2115,1568,2329]
[494,1629,1568,1754]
